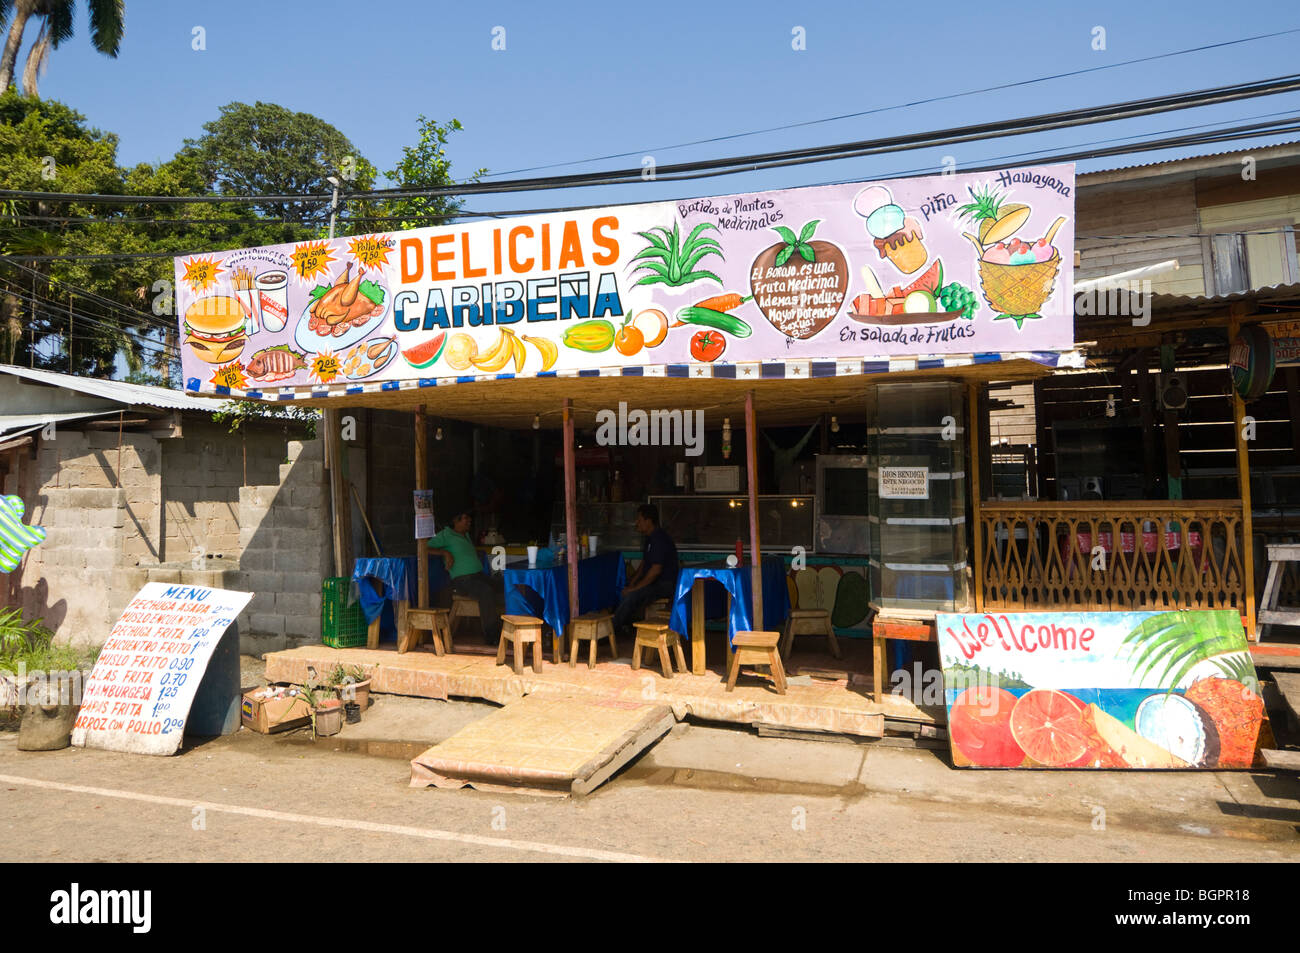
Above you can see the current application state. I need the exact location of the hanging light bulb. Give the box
[831,415,840,433]
[1105,393,1116,418]
[435,427,444,441]
[721,417,732,459]
[532,414,540,430]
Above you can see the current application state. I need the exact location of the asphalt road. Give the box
[1,712,1297,864]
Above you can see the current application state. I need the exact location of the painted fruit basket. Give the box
[978,250,1061,315]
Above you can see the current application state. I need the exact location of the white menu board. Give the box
[72,583,253,756]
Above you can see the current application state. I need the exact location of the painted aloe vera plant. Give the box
[1120,611,1257,693]
[629,221,723,287]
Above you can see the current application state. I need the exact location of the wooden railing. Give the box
[977,501,1247,617]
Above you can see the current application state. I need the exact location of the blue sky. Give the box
[15,0,1300,211]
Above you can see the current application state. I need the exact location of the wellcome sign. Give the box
[936,610,1266,770]
[175,164,1074,393]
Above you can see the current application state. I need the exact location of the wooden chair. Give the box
[449,593,481,645]
[726,630,787,694]
[643,599,672,624]
[780,608,841,660]
[496,615,545,675]
[400,607,452,655]
[632,622,686,678]
[569,611,618,669]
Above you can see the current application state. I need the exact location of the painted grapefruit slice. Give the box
[947,686,1024,767]
[1009,689,1091,767]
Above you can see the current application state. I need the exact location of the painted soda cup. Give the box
[255,270,289,332]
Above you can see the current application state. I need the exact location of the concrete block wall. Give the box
[230,437,333,655]
[20,428,165,644]
[160,418,284,564]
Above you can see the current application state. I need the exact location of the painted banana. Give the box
[470,329,513,372]
[522,335,558,371]
[511,333,527,373]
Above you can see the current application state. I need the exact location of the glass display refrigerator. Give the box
[866,381,971,615]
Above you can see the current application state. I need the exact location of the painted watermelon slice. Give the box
[902,259,943,296]
[402,332,447,369]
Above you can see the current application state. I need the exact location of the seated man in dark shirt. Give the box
[613,503,679,636]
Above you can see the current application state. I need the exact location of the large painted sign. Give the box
[176,165,1074,393]
[72,584,252,756]
[935,610,1264,769]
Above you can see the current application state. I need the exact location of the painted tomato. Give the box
[690,329,726,363]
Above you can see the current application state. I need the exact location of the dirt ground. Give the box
[0,656,1296,863]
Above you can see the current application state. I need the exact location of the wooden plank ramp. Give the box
[410,694,675,797]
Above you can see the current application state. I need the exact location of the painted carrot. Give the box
[693,292,752,313]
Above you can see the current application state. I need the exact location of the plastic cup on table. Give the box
[588,534,598,557]
[527,545,538,568]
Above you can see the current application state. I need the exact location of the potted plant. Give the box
[325,663,372,710]
[299,681,343,738]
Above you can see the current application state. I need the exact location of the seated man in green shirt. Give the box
[427,509,501,644]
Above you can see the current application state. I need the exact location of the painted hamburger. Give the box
[184,295,248,365]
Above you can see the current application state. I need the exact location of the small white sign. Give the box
[71,583,252,756]
[414,489,436,539]
[879,466,930,499]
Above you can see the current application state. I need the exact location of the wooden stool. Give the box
[643,599,672,624]
[449,593,481,644]
[726,630,787,694]
[400,607,452,655]
[780,608,841,659]
[1259,543,1300,641]
[631,622,686,678]
[569,611,617,669]
[496,615,545,675]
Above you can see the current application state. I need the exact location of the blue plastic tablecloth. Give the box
[503,552,627,640]
[669,556,790,645]
[351,558,418,643]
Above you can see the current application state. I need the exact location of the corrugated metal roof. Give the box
[1149,280,1300,307]
[0,364,223,411]
[0,410,121,439]
[1079,140,1300,181]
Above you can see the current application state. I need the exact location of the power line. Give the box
[482,26,1300,178]
[4,72,1300,206]
[0,256,176,331]
[0,282,180,356]
[5,115,1299,265]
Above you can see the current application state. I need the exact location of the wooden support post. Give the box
[1160,343,1182,500]
[414,406,428,610]
[324,408,352,579]
[1228,319,1257,639]
[563,399,579,639]
[744,391,762,635]
[1285,367,1300,466]
[968,383,983,613]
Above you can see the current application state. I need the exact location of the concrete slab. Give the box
[410,694,675,797]
[262,643,938,738]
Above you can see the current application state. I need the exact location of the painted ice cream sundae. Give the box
[958,184,1067,326]
[853,185,928,274]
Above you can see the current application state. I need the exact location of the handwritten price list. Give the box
[72,583,253,756]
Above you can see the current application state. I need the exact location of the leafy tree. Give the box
[384,116,484,229]
[0,0,126,95]
[181,101,378,230]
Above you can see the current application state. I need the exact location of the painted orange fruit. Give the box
[1009,689,1091,767]
[948,686,1024,767]
[614,324,644,356]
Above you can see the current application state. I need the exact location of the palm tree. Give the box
[0,1,125,95]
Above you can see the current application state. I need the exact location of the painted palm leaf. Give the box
[1121,611,1250,689]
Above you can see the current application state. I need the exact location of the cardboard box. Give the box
[241,689,311,734]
